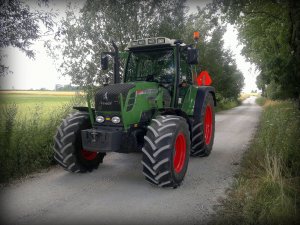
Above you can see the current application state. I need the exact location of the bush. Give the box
[215,93,239,112]
[255,97,267,106]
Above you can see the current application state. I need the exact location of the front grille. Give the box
[95,83,135,111]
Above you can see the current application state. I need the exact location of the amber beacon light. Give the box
[193,31,200,41]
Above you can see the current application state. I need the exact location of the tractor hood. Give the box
[95,83,135,112]
[95,82,163,129]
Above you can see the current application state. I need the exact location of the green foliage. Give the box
[265,80,295,100]
[47,1,244,100]
[0,94,85,183]
[255,96,267,106]
[0,0,54,76]
[215,0,300,99]
[215,93,239,112]
[47,0,188,87]
[214,100,300,225]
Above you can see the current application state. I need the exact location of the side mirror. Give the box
[187,48,198,65]
[101,54,109,70]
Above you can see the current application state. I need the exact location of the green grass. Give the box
[213,99,300,225]
[255,96,267,106]
[0,91,86,183]
[216,97,240,112]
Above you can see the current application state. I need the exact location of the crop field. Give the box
[0,91,85,183]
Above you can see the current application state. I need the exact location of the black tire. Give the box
[191,93,215,157]
[53,111,105,172]
[142,115,190,188]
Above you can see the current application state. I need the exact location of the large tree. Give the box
[47,0,188,87]
[0,0,54,76]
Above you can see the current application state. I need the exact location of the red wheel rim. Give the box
[173,133,187,174]
[204,105,212,145]
[81,148,97,161]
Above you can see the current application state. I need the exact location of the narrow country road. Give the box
[0,97,262,225]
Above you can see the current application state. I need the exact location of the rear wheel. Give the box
[142,115,190,188]
[191,93,215,157]
[53,111,105,172]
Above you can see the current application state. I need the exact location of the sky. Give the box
[0,0,259,92]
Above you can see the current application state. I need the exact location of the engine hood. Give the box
[95,83,136,112]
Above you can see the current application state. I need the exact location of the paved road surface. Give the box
[0,97,262,225]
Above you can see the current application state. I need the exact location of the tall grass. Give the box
[214,99,300,225]
[0,95,86,183]
[216,94,240,112]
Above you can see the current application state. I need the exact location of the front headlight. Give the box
[96,116,105,123]
[111,116,121,124]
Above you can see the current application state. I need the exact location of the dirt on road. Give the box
[0,97,262,225]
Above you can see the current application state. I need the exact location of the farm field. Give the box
[0,91,84,119]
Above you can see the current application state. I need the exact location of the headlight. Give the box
[132,41,138,46]
[111,116,121,124]
[148,38,156,44]
[138,39,146,45]
[96,116,105,123]
[157,38,165,44]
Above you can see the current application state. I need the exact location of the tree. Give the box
[47,0,188,87]
[214,0,300,99]
[183,8,244,99]
[48,1,244,99]
[0,0,54,76]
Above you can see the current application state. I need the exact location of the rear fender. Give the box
[193,86,216,119]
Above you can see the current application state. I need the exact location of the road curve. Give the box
[0,97,262,225]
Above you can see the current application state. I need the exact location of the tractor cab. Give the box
[100,37,198,112]
[124,37,195,108]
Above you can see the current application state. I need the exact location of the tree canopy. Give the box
[47,0,244,100]
[0,0,54,76]
[214,0,300,99]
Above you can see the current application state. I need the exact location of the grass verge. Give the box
[213,99,300,225]
[256,96,267,106]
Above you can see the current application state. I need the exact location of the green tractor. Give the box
[53,33,216,188]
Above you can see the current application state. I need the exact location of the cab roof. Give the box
[125,37,186,51]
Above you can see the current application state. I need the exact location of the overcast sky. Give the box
[0,0,258,92]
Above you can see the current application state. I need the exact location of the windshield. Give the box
[125,49,175,83]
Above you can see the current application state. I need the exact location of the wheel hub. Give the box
[173,133,186,173]
[204,105,212,145]
[81,148,98,161]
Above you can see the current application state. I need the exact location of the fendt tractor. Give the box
[53,32,216,188]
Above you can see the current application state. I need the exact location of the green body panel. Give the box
[119,81,164,130]
[180,85,198,116]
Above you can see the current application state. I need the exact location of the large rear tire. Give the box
[53,111,105,172]
[191,93,215,157]
[142,115,190,188]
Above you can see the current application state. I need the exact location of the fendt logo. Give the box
[103,92,108,101]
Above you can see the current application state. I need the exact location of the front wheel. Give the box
[142,115,190,188]
[53,111,106,172]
